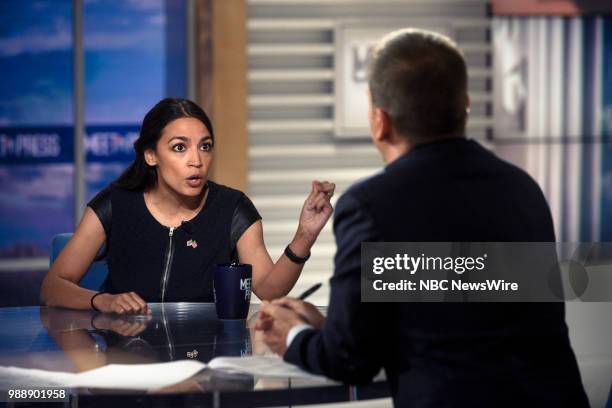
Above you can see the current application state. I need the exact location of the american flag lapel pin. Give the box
[186,239,198,249]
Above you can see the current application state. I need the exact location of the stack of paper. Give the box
[0,356,325,391]
[209,356,326,380]
[0,360,206,390]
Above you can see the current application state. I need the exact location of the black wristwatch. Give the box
[284,244,310,264]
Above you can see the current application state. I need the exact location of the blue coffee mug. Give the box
[213,263,252,320]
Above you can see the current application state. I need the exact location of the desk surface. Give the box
[0,303,388,407]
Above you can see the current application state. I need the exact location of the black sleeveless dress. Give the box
[87,181,261,302]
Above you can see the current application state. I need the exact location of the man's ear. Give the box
[144,149,157,166]
[372,107,392,143]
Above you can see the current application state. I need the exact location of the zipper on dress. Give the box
[160,303,175,360]
[160,227,175,302]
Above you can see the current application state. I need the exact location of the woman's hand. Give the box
[297,180,335,243]
[93,292,150,315]
[92,313,152,336]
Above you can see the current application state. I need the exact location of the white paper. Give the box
[0,360,206,390]
[0,356,325,391]
[209,355,327,380]
[0,366,75,388]
[70,360,207,389]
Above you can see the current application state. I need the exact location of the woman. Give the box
[41,98,335,314]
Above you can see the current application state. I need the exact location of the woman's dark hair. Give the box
[112,98,214,191]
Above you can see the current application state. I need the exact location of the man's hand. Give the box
[271,298,325,330]
[254,301,307,356]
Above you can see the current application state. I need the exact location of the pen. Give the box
[250,283,323,322]
[297,282,322,300]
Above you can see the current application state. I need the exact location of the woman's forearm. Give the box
[254,229,315,300]
[48,330,107,371]
[40,274,97,310]
[241,178,334,300]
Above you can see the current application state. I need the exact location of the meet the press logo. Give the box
[240,278,252,301]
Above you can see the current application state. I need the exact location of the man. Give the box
[255,29,588,407]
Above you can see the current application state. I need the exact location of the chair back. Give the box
[50,233,108,291]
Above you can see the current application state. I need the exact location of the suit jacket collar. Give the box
[385,137,470,172]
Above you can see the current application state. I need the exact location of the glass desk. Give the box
[0,303,389,407]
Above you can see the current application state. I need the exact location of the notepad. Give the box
[209,355,326,380]
[0,360,206,390]
[0,355,325,391]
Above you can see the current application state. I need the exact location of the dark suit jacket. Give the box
[284,138,588,407]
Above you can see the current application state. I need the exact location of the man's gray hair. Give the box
[368,28,468,141]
